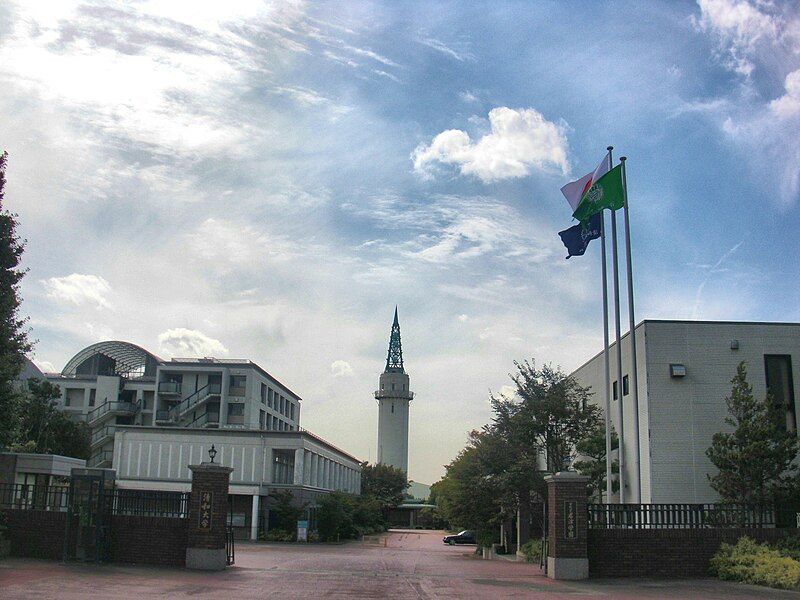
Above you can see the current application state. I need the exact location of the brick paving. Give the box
[0,529,798,599]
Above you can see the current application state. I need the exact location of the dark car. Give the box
[443,530,476,545]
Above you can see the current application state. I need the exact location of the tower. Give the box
[375,307,413,473]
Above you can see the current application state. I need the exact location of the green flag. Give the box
[572,163,624,222]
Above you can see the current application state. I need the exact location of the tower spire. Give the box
[385,306,404,373]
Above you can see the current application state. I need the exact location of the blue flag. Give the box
[558,213,601,259]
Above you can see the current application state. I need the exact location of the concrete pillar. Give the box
[250,494,260,541]
[303,450,311,485]
[310,454,318,487]
[186,462,233,570]
[544,471,589,580]
[293,449,305,486]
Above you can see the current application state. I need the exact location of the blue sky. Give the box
[1,0,798,483]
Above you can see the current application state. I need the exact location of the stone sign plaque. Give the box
[564,500,576,540]
[199,491,213,531]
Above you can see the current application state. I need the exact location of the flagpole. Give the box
[620,156,641,503]
[601,148,613,503]
[610,187,626,504]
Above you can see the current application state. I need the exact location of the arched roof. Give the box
[61,341,162,378]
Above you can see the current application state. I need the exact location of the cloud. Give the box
[411,107,570,182]
[34,360,57,373]
[416,35,474,62]
[692,0,779,75]
[157,328,229,358]
[331,360,354,377]
[42,274,111,308]
[770,69,800,117]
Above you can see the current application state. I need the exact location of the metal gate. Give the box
[226,495,235,565]
[540,500,548,574]
[62,468,115,563]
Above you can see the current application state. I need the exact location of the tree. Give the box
[495,361,602,474]
[706,362,798,505]
[268,489,307,535]
[10,379,90,459]
[360,462,408,514]
[430,430,504,534]
[573,424,619,501]
[0,151,32,447]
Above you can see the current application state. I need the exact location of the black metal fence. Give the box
[0,483,70,511]
[109,490,190,518]
[588,503,778,529]
[0,484,189,519]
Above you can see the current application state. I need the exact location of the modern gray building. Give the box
[571,320,799,504]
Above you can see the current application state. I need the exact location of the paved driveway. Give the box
[1,529,797,599]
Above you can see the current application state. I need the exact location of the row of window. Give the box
[260,383,295,420]
[259,409,294,431]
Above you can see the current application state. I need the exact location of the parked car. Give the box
[443,530,476,545]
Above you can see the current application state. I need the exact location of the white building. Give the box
[42,340,362,538]
[375,308,413,474]
[46,341,302,469]
[571,320,799,504]
[112,426,361,539]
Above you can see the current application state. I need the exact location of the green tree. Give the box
[430,430,503,533]
[360,462,408,514]
[706,362,799,505]
[496,360,601,474]
[10,379,90,459]
[268,489,307,535]
[0,151,32,448]
[573,424,619,501]
[317,491,354,541]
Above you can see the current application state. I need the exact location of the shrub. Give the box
[475,530,494,549]
[710,536,800,591]
[265,530,296,542]
[0,512,7,541]
[520,539,542,563]
[775,536,800,561]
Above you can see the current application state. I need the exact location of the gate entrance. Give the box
[62,468,115,563]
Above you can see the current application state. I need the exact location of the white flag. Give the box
[560,154,611,213]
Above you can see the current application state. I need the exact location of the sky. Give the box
[1,0,799,485]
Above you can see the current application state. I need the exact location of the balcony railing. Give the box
[173,382,222,418]
[87,399,138,425]
[89,450,114,468]
[185,411,220,428]
[158,381,182,394]
[90,425,116,447]
[155,409,176,423]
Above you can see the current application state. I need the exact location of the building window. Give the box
[391,403,394,414]
[268,414,273,430]
[765,355,796,433]
[280,396,285,415]
[229,375,246,394]
[267,388,273,408]
[228,403,244,416]
[261,383,267,404]
[612,381,618,400]
[259,409,266,430]
[289,403,295,421]
[88,389,96,407]
[623,375,629,396]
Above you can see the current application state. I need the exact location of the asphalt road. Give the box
[1,529,797,599]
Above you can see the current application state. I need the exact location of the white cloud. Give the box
[457,314,468,322]
[417,36,474,62]
[693,0,778,75]
[411,107,570,182]
[157,328,229,358]
[34,360,56,373]
[770,69,800,117]
[186,218,296,265]
[42,273,111,308]
[331,360,354,377]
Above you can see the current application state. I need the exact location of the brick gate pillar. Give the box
[186,462,233,570]
[544,471,589,580]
